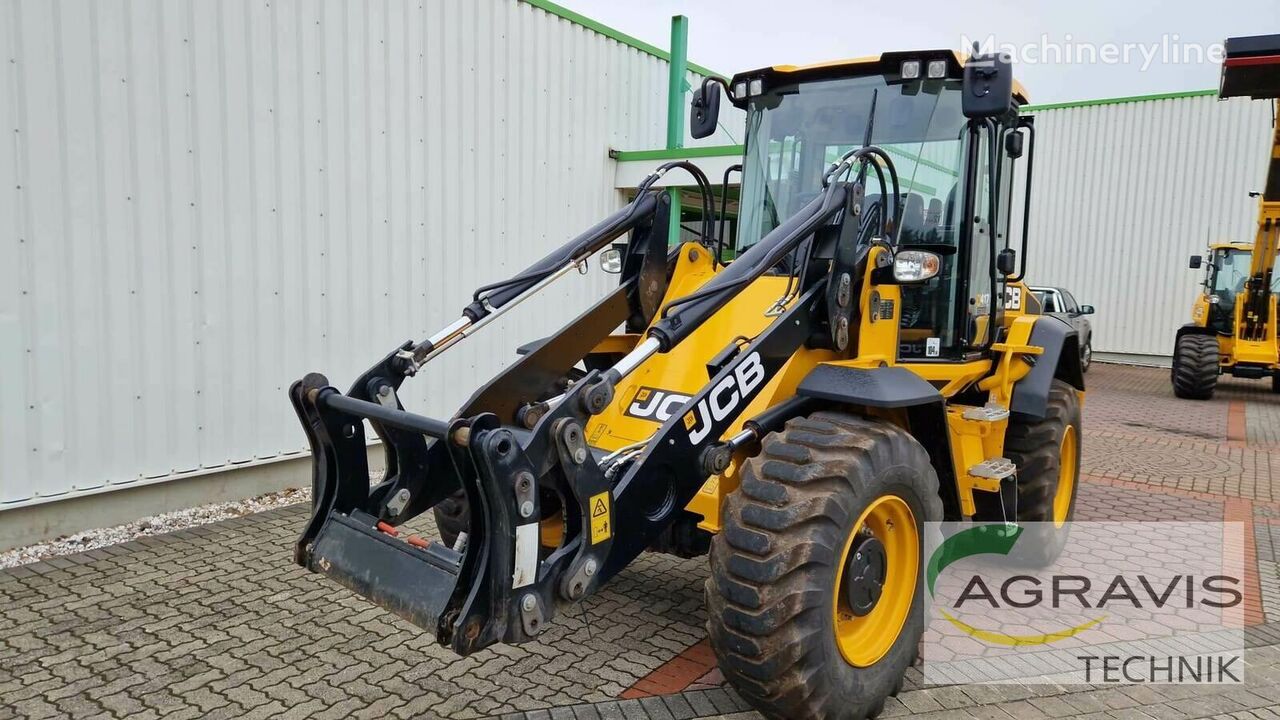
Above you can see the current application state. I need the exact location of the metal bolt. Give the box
[377,385,392,399]
[387,488,411,516]
[520,500,535,518]
[515,472,533,492]
[584,559,598,577]
[521,594,537,612]
[837,273,852,307]
[573,447,588,464]
[588,391,607,413]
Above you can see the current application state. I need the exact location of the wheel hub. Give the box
[843,533,887,616]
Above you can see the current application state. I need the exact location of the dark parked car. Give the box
[1030,286,1095,372]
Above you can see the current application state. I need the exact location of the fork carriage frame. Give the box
[291,155,875,654]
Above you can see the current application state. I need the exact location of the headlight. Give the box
[733,80,747,98]
[1209,296,1221,305]
[927,59,948,79]
[748,78,763,96]
[893,250,941,282]
[900,60,921,80]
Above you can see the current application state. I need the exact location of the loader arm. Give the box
[291,186,674,654]
[289,144,882,656]
[1220,35,1280,344]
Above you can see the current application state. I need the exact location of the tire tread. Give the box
[707,412,942,720]
[1172,334,1218,399]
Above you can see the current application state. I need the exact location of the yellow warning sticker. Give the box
[589,491,612,545]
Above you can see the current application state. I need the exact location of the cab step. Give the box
[968,457,1016,480]
[962,403,1010,422]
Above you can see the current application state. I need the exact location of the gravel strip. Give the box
[0,487,312,569]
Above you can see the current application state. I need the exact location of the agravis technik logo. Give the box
[927,524,1104,646]
[923,522,1245,685]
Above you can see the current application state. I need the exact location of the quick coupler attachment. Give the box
[290,373,584,656]
[289,373,494,653]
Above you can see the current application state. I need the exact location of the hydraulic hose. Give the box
[465,190,662,317]
[716,164,743,266]
[636,160,718,246]
[648,183,850,350]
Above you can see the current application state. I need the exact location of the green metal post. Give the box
[666,15,688,245]
[666,15,688,149]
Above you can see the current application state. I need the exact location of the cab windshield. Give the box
[736,72,992,360]
[737,74,970,253]
[1209,247,1280,305]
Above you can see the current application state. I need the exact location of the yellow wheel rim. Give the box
[832,495,918,668]
[1053,426,1077,528]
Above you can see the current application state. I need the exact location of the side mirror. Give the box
[996,248,1017,276]
[1004,131,1024,159]
[1080,305,1095,315]
[690,81,721,140]
[599,246,623,274]
[1189,255,1203,269]
[963,49,1015,119]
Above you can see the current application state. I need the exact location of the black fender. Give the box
[796,364,942,408]
[794,364,962,519]
[1175,322,1216,344]
[1010,316,1084,420]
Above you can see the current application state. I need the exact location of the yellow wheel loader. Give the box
[1175,34,1280,399]
[290,48,1084,720]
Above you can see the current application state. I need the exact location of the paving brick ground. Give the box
[3,363,1280,719]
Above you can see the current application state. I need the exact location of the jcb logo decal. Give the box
[625,387,693,423]
[684,352,766,445]
[1004,286,1022,311]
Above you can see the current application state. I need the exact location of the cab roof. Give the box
[728,49,1030,109]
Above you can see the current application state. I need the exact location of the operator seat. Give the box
[897,193,927,244]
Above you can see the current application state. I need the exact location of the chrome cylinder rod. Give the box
[726,427,757,451]
[542,336,662,410]
[426,316,472,348]
[402,258,587,374]
[611,336,661,379]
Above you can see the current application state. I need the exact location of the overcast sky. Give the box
[555,0,1277,104]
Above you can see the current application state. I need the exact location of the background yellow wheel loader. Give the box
[1175,34,1280,399]
[289,47,1084,720]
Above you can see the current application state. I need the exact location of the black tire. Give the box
[1171,334,1218,399]
[433,490,469,548]
[436,487,564,550]
[1080,339,1092,373]
[1271,373,1280,394]
[707,412,942,720]
[974,380,1081,567]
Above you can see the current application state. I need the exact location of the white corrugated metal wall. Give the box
[0,0,732,507]
[1015,93,1275,360]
